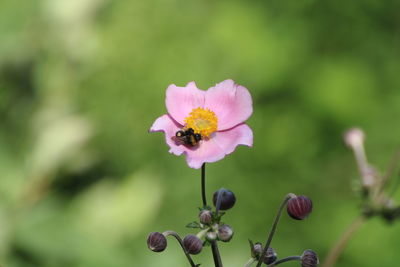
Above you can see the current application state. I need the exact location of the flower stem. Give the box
[163,231,197,267]
[380,147,400,193]
[267,256,301,266]
[350,138,375,189]
[211,240,223,267]
[201,163,207,207]
[244,258,256,267]
[255,194,295,267]
[200,163,222,266]
[323,215,366,267]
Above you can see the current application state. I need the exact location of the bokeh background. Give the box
[1,0,400,266]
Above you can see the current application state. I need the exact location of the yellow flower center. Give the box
[184,107,218,138]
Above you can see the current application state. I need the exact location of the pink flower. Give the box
[150,79,253,169]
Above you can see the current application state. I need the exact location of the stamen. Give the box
[184,107,218,138]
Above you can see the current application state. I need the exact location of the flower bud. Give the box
[263,247,277,265]
[251,242,277,264]
[217,224,233,242]
[344,128,365,148]
[147,232,167,252]
[199,210,213,224]
[206,231,217,241]
[287,195,313,220]
[252,242,263,257]
[301,249,319,267]
[213,188,236,210]
[183,234,203,255]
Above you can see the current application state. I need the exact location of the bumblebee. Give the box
[172,127,202,147]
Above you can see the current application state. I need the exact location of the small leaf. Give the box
[248,239,255,257]
[186,221,201,228]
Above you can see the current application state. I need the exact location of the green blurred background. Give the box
[1,0,400,266]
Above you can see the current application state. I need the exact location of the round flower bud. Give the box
[147,232,167,252]
[199,210,213,224]
[252,242,263,257]
[213,188,236,210]
[217,224,234,242]
[287,195,313,220]
[206,231,217,241]
[263,247,277,265]
[301,249,319,267]
[183,235,203,255]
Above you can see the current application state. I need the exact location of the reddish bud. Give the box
[287,195,313,220]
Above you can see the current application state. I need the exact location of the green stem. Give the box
[255,194,295,267]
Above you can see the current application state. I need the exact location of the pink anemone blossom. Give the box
[150,79,253,169]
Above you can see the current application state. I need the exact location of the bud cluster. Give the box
[250,240,277,265]
[343,127,400,222]
[194,189,236,244]
[146,156,321,267]
[247,194,318,267]
[147,188,237,264]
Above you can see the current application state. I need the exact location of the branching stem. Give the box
[323,215,365,267]
[255,194,295,267]
[163,231,197,267]
[267,256,301,266]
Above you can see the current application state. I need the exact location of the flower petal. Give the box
[186,124,253,169]
[166,81,205,125]
[204,79,253,130]
[149,114,187,156]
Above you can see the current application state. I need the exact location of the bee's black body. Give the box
[173,128,202,147]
